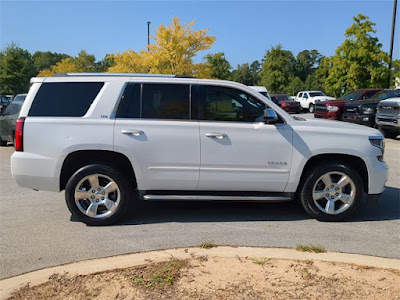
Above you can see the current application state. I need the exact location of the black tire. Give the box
[0,137,6,146]
[379,127,399,139]
[65,164,135,226]
[308,104,315,113]
[299,162,363,222]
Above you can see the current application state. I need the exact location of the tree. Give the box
[96,55,115,72]
[259,45,296,93]
[304,56,332,92]
[38,57,83,76]
[204,52,231,80]
[0,43,36,95]
[250,60,261,85]
[295,50,323,82]
[32,51,69,73]
[109,17,216,77]
[231,63,254,85]
[74,50,96,72]
[325,14,389,97]
[390,59,400,88]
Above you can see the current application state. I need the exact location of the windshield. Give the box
[309,92,325,97]
[14,95,26,102]
[277,95,292,101]
[338,91,363,100]
[368,90,400,101]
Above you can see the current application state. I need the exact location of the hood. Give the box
[317,99,348,106]
[347,99,380,106]
[280,100,299,105]
[292,118,382,137]
[312,96,335,101]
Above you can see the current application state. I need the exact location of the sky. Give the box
[0,0,399,67]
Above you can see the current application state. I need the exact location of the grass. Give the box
[251,257,272,266]
[296,244,326,253]
[131,258,189,289]
[197,241,217,249]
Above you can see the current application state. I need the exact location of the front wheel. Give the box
[299,162,363,222]
[65,164,135,226]
[379,126,399,139]
[308,104,315,113]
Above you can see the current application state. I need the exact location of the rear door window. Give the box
[28,82,104,117]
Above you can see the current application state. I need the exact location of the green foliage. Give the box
[96,55,115,72]
[295,50,323,82]
[391,59,400,88]
[325,14,389,97]
[259,44,296,94]
[231,63,254,85]
[296,244,326,253]
[0,43,36,95]
[73,50,96,72]
[197,241,217,249]
[204,52,231,80]
[32,51,69,73]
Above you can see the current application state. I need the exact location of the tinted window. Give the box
[298,93,303,98]
[28,82,104,117]
[369,90,400,101]
[338,91,363,100]
[116,83,140,118]
[142,84,190,119]
[309,92,325,97]
[201,86,266,122]
[2,103,20,116]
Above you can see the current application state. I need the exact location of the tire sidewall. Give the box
[300,163,363,222]
[309,104,315,113]
[65,164,133,226]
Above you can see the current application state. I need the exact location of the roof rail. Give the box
[52,73,196,78]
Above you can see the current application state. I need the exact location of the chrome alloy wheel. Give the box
[312,171,356,215]
[74,174,120,219]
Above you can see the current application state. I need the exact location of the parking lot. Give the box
[0,117,399,280]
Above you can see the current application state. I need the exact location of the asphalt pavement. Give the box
[0,115,399,279]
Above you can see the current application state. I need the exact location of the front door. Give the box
[197,85,293,192]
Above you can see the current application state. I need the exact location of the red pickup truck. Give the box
[314,89,382,120]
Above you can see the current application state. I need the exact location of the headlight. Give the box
[363,107,375,114]
[369,136,385,157]
[327,106,339,111]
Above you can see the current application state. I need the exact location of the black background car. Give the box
[342,89,400,127]
[0,94,26,146]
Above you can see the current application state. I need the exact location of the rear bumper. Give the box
[343,114,375,127]
[11,151,61,192]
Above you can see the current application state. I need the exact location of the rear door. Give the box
[113,82,200,191]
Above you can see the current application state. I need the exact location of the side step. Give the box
[142,194,292,202]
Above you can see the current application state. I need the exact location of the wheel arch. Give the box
[297,154,369,194]
[60,150,137,191]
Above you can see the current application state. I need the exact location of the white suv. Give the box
[295,91,335,113]
[11,74,388,225]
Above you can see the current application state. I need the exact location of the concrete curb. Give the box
[1,246,400,299]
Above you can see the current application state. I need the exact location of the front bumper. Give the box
[376,114,400,128]
[314,110,340,120]
[343,114,376,127]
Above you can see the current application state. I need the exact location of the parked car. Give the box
[0,95,14,111]
[0,94,26,146]
[375,97,400,139]
[295,91,335,113]
[11,73,387,225]
[249,86,271,99]
[270,94,301,113]
[314,89,382,120]
[343,89,400,127]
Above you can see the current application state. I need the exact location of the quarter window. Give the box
[201,86,266,122]
[116,83,140,118]
[28,82,104,117]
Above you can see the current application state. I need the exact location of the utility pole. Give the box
[147,21,151,51]
[388,0,398,88]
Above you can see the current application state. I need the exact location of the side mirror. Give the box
[264,108,278,124]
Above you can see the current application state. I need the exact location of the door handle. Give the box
[205,132,227,139]
[121,129,144,136]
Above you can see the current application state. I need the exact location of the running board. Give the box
[142,194,292,202]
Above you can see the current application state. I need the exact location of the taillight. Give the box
[15,117,25,151]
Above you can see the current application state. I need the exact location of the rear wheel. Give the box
[299,162,363,222]
[65,164,135,226]
[309,104,315,113]
[0,137,6,146]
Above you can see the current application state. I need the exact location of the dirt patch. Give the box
[8,255,400,300]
